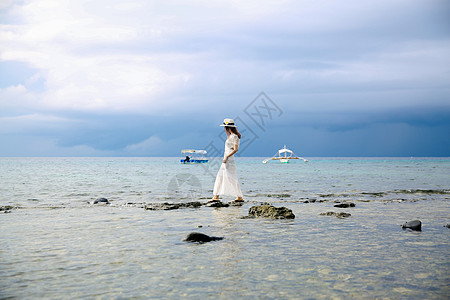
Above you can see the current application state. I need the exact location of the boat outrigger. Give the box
[180,149,208,164]
[262,145,308,164]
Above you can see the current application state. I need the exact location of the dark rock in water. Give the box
[444,224,450,228]
[93,198,110,205]
[303,199,316,203]
[1,206,13,213]
[205,201,229,208]
[320,212,336,216]
[247,204,295,219]
[0,205,13,211]
[334,202,355,208]
[145,203,180,210]
[145,202,202,210]
[230,200,244,206]
[176,202,202,209]
[184,232,224,243]
[402,220,422,231]
[320,212,351,218]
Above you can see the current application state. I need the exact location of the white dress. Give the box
[213,133,243,197]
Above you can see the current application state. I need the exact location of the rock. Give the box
[444,224,450,228]
[267,194,291,198]
[93,198,110,205]
[320,212,351,219]
[0,206,13,212]
[402,220,422,231]
[145,202,202,210]
[335,212,351,219]
[320,212,335,216]
[205,201,229,208]
[247,204,295,219]
[145,203,180,210]
[184,232,224,243]
[334,202,355,208]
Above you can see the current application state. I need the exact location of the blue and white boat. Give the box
[180,149,208,164]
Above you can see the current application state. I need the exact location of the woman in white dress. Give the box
[211,118,244,203]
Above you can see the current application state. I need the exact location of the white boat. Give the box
[180,149,208,164]
[262,145,308,164]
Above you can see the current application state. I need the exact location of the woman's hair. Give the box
[226,126,241,139]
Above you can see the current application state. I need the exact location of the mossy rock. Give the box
[248,204,295,219]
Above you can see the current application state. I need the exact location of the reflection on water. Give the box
[0,157,449,298]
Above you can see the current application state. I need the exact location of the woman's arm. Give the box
[223,144,239,163]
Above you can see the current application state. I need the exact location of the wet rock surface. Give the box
[334,202,355,208]
[320,212,352,218]
[205,201,230,208]
[0,206,13,213]
[184,232,224,243]
[145,202,202,210]
[247,204,295,219]
[93,198,110,205]
[303,199,317,203]
[402,220,422,231]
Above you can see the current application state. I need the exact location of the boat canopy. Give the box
[181,149,207,155]
[278,148,293,154]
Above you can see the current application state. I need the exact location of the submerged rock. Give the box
[247,204,295,219]
[93,198,110,205]
[267,193,291,198]
[334,202,355,208]
[402,220,422,231]
[145,202,202,210]
[184,232,224,243]
[320,212,351,219]
[394,189,450,195]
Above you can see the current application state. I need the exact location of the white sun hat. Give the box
[219,118,237,127]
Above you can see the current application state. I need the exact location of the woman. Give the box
[211,118,244,203]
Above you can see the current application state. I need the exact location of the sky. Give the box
[0,0,449,157]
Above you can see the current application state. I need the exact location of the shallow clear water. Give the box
[1,157,449,299]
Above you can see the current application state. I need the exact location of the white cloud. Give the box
[0,84,39,110]
[0,0,449,117]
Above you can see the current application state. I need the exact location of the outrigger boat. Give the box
[262,145,308,164]
[180,149,208,164]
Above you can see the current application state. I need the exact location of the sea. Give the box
[0,157,449,299]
